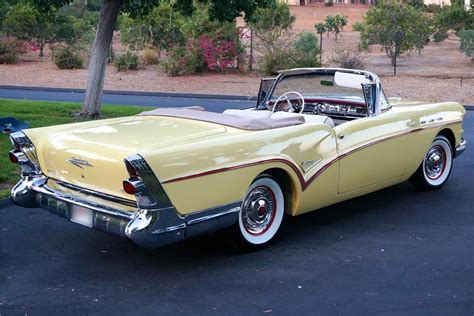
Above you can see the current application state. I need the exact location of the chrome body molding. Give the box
[455,138,466,158]
[11,175,241,249]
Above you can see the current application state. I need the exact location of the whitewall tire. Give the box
[238,176,285,247]
[409,135,453,190]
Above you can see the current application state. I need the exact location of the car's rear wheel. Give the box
[237,175,285,248]
[409,135,453,190]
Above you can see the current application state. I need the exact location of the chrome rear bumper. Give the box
[11,176,241,249]
[455,138,466,158]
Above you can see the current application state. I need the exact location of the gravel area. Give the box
[0,5,472,104]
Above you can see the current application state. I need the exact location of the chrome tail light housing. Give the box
[8,131,41,176]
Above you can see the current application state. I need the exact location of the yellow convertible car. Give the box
[9,68,467,248]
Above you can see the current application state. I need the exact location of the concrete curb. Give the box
[0,85,258,101]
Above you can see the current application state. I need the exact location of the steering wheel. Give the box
[271,91,305,114]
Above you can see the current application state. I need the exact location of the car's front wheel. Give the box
[237,175,285,248]
[409,135,453,190]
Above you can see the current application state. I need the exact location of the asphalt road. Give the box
[0,115,473,315]
[0,86,255,112]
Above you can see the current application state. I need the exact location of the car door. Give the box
[334,109,410,194]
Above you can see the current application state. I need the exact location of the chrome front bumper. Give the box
[455,138,466,158]
[11,176,241,249]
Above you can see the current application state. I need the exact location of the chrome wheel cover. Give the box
[241,185,276,236]
[424,145,446,180]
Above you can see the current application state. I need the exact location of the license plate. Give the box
[71,205,93,228]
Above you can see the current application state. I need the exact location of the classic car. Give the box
[9,68,467,249]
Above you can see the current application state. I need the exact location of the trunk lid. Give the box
[25,116,227,200]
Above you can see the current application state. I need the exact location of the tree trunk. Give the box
[391,54,397,76]
[80,0,123,118]
[39,42,45,57]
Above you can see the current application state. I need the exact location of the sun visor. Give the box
[334,71,371,89]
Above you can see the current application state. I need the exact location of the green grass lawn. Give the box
[0,98,154,199]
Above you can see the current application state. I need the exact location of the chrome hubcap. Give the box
[241,186,276,235]
[425,145,446,180]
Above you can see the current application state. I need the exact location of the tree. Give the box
[314,22,326,64]
[247,2,296,73]
[433,3,473,39]
[2,2,95,57]
[3,4,55,57]
[323,15,348,41]
[332,15,348,42]
[460,30,474,58]
[32,0,274,118]
[355,0,431,75]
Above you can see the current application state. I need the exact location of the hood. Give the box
[25,116,227,200]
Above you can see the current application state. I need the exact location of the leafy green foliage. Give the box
[324,15,348,41]
[2,2,95,56]
[120,1,186,51]
[404,0,425,11]
[356,0,432,67]
[460,29,474,57]
[315,22,327,35]
[52,45,84,69]
[247,2,295,73]
[115,51,139,71]
[292,31,321,68]
[433,3,473,36]
[0,38,27,64]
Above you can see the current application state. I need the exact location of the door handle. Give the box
[338,134,345,139]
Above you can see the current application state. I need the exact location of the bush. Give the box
[52,45,83,69]
[460,30,474,57]
[160,44,205,76]
[141,48,160,65]
[329,48,366,69]
[405,0,425,10]
[292,32,321,68]
[115,51,139,71]
[0,38,27,64]
[424,3,442,13]
[261,51,294,75]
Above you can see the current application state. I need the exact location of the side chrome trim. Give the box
[455,138,466,158]
[162,120,463,191]
[185,201,241,239]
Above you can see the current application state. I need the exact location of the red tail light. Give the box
[9,150,20,164]
[123,180,136,195]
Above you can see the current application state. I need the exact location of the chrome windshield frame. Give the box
[258,68,387,116]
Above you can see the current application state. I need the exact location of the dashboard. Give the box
[303,102,368,118]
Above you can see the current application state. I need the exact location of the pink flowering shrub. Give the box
[197,35,237,71]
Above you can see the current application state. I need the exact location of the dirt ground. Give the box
[0,5,473,104]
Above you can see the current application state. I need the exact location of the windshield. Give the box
[270,73,366,101]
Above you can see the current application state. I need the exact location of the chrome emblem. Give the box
[67,157,93,169]
[300,160,319,173]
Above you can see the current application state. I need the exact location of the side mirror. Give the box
[257,77,276,107]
